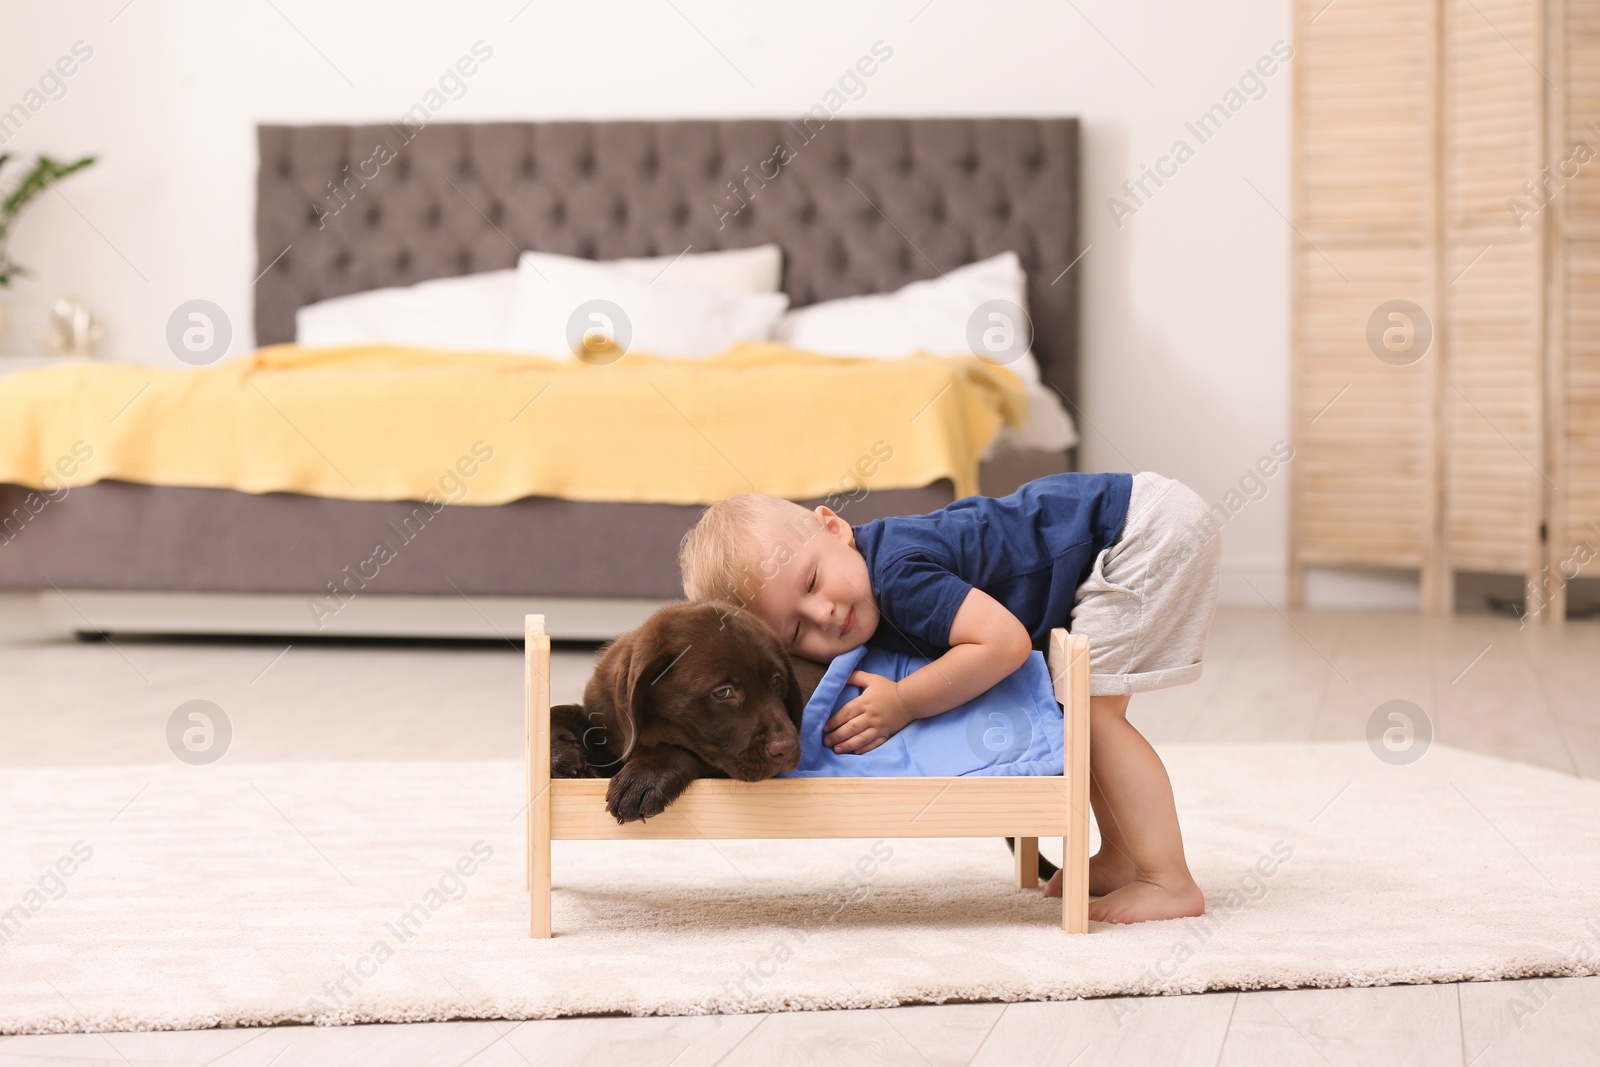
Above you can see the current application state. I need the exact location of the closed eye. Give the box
[792,568,817,647]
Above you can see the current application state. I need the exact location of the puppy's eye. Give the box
[771,671,783,690]
[712,685,736,701]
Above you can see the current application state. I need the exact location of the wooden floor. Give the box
[1,593,1596,1065]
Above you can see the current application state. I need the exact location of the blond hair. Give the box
[679,493,824,608]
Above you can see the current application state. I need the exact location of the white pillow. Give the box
[295,244,784,350]
[613,243,782,293]
[775,252,1040,382]
[773,252,1077,452]
[500,251,789,359]
[296,270,519,350]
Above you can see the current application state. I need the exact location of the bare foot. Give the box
[1041,851,1139,898]
[1087,875,1206,924]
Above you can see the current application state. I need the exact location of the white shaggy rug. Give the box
[3,742,1599,1035]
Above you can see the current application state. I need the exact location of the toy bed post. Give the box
[1013,836,1040,889]
[1051,628,1092,933]
[526,614,552,938]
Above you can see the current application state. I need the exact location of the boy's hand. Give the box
[824,671,915,754]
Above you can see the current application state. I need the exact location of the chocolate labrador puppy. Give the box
[553,603,1058,880]
[551,600,828,823]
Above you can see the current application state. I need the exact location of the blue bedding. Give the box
[779,643,1065,777]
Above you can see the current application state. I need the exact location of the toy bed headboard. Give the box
[254,118,1081,408]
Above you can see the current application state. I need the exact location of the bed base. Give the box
[523,614,1093,935]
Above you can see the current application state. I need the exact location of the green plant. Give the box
[0,153,97,288]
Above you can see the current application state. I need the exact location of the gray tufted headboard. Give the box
[255,118,1080,408]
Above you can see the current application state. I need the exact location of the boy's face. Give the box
[747,505,879,662]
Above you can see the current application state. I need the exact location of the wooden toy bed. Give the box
[523,614,1094,935]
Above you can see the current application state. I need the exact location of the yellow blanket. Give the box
[0,342,1027,506]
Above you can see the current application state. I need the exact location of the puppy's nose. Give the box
[766,735,796,760]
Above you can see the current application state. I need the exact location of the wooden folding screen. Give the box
[1291,0,1598,620]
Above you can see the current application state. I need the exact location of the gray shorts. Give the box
[1068,472,1221,697]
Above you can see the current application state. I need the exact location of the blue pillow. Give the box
[780,643,1065,777]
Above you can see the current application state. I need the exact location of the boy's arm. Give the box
[824,588,1033,753]
[894,587,1034,720]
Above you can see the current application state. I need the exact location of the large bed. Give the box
[0,118,1083,639]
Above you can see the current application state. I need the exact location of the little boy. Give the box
[678,471,1222,924]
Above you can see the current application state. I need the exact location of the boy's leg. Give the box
[1043,694,1142,896]
[1087,696,1139,895]
[1069,694,1204,923]
[1045,695,1155,898]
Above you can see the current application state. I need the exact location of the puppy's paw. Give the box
[550,704,600,779]
[551,730,592,779]
[605,762,678,823]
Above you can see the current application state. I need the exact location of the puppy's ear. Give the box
[597,631,679,762]
[618,641,664,761]
[587,633,639,762]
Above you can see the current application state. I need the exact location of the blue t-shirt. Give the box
[851,472,1133,658]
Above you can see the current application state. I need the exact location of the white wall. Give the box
[2,0,1322,606]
